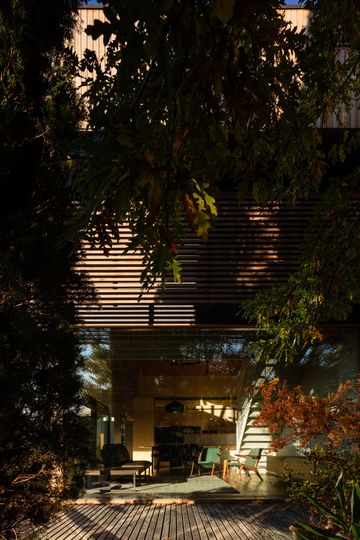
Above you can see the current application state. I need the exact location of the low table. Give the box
[84,468,108,488]
[109,466,145,488]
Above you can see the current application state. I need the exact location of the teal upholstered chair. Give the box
[227,448,263,481]
[190,446,221,476]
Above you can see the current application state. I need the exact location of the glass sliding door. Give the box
[79,326,359,497]
[80,329,251,470]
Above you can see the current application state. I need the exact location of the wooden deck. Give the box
[35,502,300,539]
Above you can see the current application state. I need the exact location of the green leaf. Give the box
[304,495,343,527]
[103,6,118,24]
[171,258,182,284]
[295,520,342,540]
[351,522,360,540]
[196,211,211,239]
[252,179,270,204]
[204,192,218,216]
[193,192,205,211]
[351,484,360,525]
[335,472,346,516]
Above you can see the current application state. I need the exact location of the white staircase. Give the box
[236,361,277,471]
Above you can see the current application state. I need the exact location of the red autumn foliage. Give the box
[253,378,360,452]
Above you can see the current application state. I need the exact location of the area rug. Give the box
[87,474,238,498]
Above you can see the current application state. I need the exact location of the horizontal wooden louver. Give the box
[77,197,316,326]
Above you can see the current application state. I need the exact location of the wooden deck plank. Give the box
[151,503,167,540]
[138,504,159,540]
[93,507,124,540]
[260,504,297,537]
[239,503,280,538]
[42,508,77,539]
[180,504,193,540]
[127,504,154,540]
[168,503,178,540]
[246,505,296,540]
[112,504,148,540]
[218,505,262,540]
[93,506,128,540]
[135,504,158,540]
[187,503,209,540]
[217,503,263,540]
[199,503,229,540]
[43,505,93,538]
[47,506,103,540]
[160,504,171,540]
[237,503,290,540]
[71,505,117,540]
[198,505,228,540]
[179,505,193,540]
[212,503,255,540]
[46,505,107,540]
[266,504,300,530]
[209,503,245,540]
[209,504,238,540]
[100,504,140,540]
[175,505,186,540]
[216,503,269,540]
[38,503,299,540]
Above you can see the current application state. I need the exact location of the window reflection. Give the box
[80,328,359,472]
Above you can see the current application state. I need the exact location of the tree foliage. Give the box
[243,132,360,363]
[76,0,320,288]
[254,378,360,532]
[254,378,360,451]
[243,0,360,363]
[75,0,360,362]
[0,1,93,536]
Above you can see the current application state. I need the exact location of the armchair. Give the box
[226,448,263,481]
[189,446,221,476]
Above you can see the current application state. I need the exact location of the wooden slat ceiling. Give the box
[77,196,316,326]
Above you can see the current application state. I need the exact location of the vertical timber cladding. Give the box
[77,196,316,327]
[74,6,360,129]
[72,7,106,95]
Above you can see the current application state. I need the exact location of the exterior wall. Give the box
[280,6,310,30]
[77,197,316,326]
[72,7,360,328]
[315,46,360,129]
[73,8,105,60]
[73,6,360,129]
[72,7,106,94]
[75,7,360,477]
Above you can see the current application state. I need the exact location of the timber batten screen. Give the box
[77,197,315,327]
